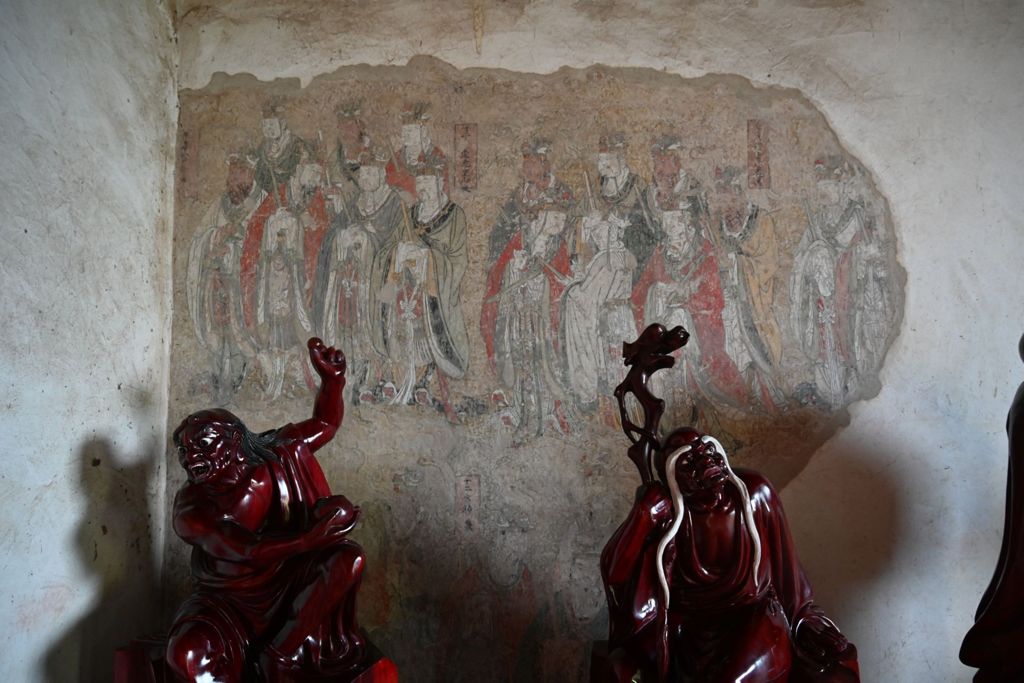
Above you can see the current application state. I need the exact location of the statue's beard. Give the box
[655,435,763,610]
[689,462,728,494]
[293,185,318,209]
[600,174,621,196]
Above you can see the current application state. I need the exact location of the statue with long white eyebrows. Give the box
[593,323,860,683]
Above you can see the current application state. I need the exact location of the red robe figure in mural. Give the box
[187,154,269,402]
[631,239,750,409]
[481,139,574,439]
[631,139,750,411]
[166,339,366,682]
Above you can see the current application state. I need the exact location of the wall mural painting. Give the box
[172,59,903,682]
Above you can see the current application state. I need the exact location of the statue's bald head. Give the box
[174,409,244,440]
[173,409,278,485]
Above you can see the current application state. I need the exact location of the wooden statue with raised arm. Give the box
[594,323,859,683]
[165,338,395,682]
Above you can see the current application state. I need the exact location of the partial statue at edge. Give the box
[594,323,859,683]
[166,338,393,682]
[960,334,1024,682]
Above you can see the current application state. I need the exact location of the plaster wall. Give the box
[0,0,177,680]
[169,1,1024,681]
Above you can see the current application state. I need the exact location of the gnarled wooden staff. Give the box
[612,323,689,484]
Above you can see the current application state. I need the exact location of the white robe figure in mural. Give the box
[851,220,893,380]
[314,148,406,403]
[256,203,313,399]
[790,157,865,410]
[561,210,637,408]
[186,154,264,402]
[375,161,468,421]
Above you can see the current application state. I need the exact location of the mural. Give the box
[171,59,903,682]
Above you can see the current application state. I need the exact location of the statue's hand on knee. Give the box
[305,495,360,549]
[795,615,851,668]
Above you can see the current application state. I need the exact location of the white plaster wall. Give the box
[0,0,177,680]
[173,1,1024,679]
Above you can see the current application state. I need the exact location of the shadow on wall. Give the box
[784,442,906,644]
[42,435,163,683]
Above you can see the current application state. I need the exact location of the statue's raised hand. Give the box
[308,337,347,381]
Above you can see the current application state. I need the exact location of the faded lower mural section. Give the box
[168,57,903,681]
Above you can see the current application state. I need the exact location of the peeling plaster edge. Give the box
[154,0,181,612]
[177,55,907,473]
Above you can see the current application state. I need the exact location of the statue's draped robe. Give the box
[961,379,1024,682]
[601,469,857,682]
[171,433,363,665]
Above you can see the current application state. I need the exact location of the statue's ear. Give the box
[230,428,245,458]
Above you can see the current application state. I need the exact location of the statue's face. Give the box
[415,174,441,204]
[357,164,384,192]
[671,436,728,497]
[402,123,425,153]
[261,117,282,140]
[175,418,244,485]
[225,162,255,205]
[597,151,624,178]
[652,152,681,191]
[521,154,549,187]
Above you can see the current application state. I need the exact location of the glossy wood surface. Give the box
[164,338,390,682]
[960,334,1024,682]
[598,323,859,683]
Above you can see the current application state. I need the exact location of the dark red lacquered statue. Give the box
[164,338,391,682]
[594,323,859,683]
[960,334,1024,682]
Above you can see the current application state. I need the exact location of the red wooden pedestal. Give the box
[114,638,398,683]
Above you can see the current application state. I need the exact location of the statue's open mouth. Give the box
[189,461,212,480]
[701,465,726,485]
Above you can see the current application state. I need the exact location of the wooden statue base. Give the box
[589,641,639,683]
[115,637,397,683]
